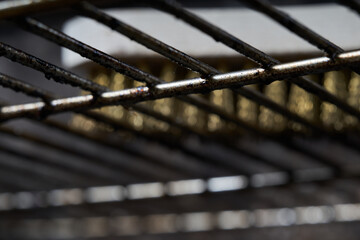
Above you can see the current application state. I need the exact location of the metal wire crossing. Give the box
[0,0,360,238]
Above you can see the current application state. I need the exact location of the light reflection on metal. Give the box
[2,49,360,121]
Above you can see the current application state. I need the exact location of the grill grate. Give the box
[1,0,360,238]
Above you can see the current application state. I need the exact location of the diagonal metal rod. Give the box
[1,48,357,169]
[243,0,360,75]
[2,20,295,173]
[0,99,190,182]
[0,42,106,96]
[0,74,245,176]
[1,50,359,120]
[0,72,332,174]
[17,15,353,166]
[0,73,276,175]
[69,5,339,139]
[152,0,360,121]
[242,0,343,57]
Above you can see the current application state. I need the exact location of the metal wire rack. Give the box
[1,0,360,238]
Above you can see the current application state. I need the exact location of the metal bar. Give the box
[1,50,358,122]
[15,18,161,87]
[0,73,53,103]
[243,0,360,77]
[242,0,343,57]
[0,42,106,95]
[152,0,276,68]
[152,0,360,121]
[2,73,259,178]
[70,4,321,133]
[4,11,294,173]
[1,49,356,169]
[16,16,354,166]
[0,72,331,173]
[75,2,218,78]
[0,42,224,175]
[0,74,240,176]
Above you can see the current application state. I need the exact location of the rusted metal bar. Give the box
[243,0,360,77]
[69,4,319,131]
[151,0,276,68]
[1,54,354,169]
[17,16,360,160]
[152,0,360,121]
[0,73,53,103]
[0,50,357,121]
[0,74,246,176]
[242,0,343,57]
[3,15,300,173]
[15,18,161,87]
[75,2,218,78]
[0,71,333,173]
[0,71,331,177]
[0,42,106,96]
[0,73,279,175]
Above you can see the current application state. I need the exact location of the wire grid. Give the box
[0,0,360,236]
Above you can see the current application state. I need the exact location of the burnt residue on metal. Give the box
[152,0,360,121]
[0,76,233,178]
[0,42,106,95]
[0,70,343,170]
[73,2,351,147]
[243,0,360,76]
[151,0,277,69]
[74,2,332,137]
[17,17,162,87]
[2,48,360,121]
[76,2,217,79]
[242,0,343,57]
[0,73,53,103]
[0,73,289,175]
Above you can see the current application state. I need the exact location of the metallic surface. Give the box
[1,50,360,121]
